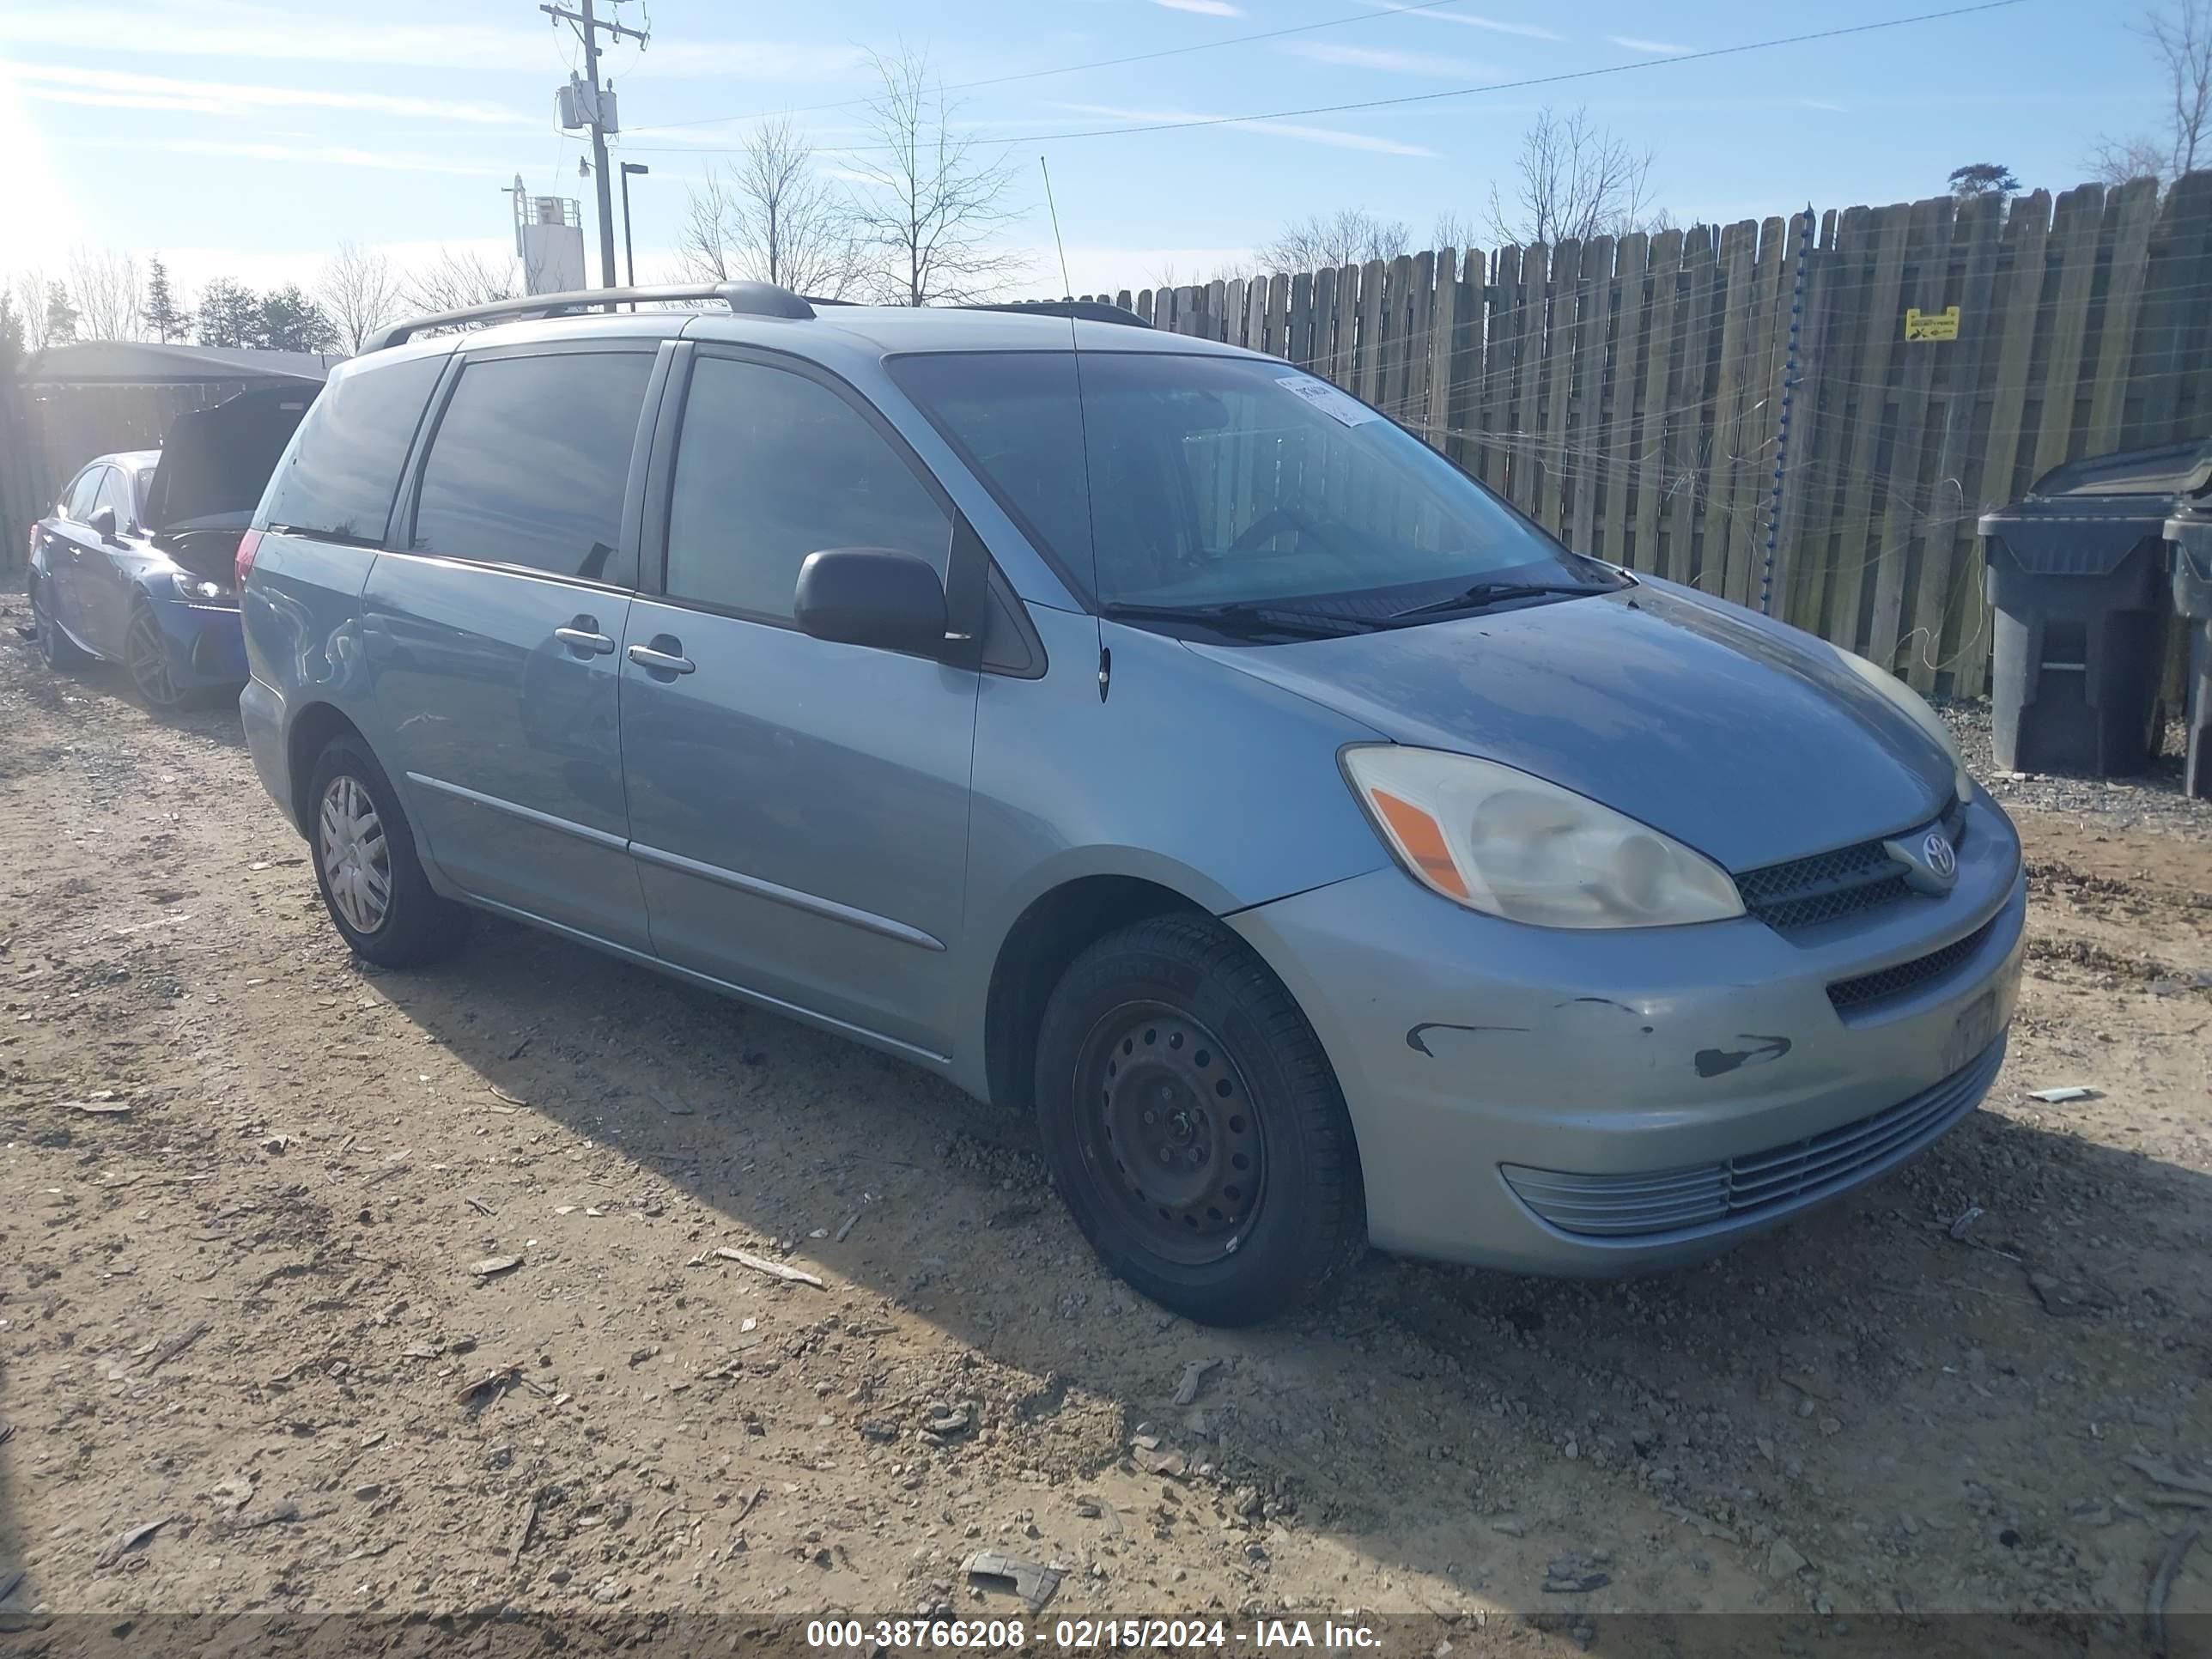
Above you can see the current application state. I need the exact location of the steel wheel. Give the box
[318,774,392,935]
[1070,1000,1268,1267]
[125,605,184,708]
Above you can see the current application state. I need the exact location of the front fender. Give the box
[945,605,1393,1093]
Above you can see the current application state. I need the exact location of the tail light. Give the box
[234,528,264,590]
[26,522,38,565]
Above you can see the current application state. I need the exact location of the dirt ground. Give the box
[2,590,2208,1652]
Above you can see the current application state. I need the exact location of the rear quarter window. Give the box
[263,354,444,544]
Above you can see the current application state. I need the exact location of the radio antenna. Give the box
[1038,155,1109,700]
[1040,155,1073,299]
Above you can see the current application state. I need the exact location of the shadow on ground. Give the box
[354,903,2212,1631]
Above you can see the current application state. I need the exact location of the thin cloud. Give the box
[1350,1,1561,42]
[11,64,531,125]
[1281,42,1490,78]
[1608,34,1693,56]
[0,1,858,79]
[1153,0,1245,14]
[70,136,507,178]
[1055,101,1434,156]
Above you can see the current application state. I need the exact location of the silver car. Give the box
[237,283,2025,1326]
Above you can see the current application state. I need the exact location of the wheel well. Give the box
[285,702,363,836]
[983,876,1205,1115]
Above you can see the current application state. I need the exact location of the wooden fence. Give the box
[1070,172,2212,697]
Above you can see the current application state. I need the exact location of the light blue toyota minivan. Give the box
[237,283,2026,1326]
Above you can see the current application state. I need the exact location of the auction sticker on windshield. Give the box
[1276,375,1382,427]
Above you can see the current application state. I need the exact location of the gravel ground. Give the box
[1942,699,2207,841]
[1,599,2208,1656]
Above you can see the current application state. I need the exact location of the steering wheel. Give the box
[1228,504,1326,554]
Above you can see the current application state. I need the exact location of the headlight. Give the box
[1836,650,1972,802]
[1341,745,1745,929]
[173,574,226,601]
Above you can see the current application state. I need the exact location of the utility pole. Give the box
[541,0,646,294]
[619,162,650,289]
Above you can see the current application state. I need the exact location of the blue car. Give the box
[237,284,2025,1326]
[27,385,312,708]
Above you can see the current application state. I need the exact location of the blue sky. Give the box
[0,0,2166,303]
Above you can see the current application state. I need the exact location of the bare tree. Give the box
[2087,132,2175,185]
[1256,209,1413,272]
[11,270,55,352]
[678,116,868,300]
[848,46,1024,306]
[319,241,403,355]
[2087,0,2211,185]
[1486,106,1656,247]
[1431,211,1481,252]
[67,247,140,340]
[400,248,523,314]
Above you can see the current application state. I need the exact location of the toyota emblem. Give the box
[1922,830,1957,882]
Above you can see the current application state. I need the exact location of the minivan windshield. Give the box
[890,349,1620,623]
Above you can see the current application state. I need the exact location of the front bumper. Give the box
[149,594,247,686]
[1229,790,2027,1274]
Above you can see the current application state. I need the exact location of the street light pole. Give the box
[620,162,650,293]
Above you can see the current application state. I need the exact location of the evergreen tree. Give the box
[0,292,25,380]
[258,284,339,353]
[195,277,264,348]
[42,283,79,346]
[1948,162,2022,198]
[143,255,190,343]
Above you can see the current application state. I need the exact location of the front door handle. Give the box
[555,621,617,656]
[627,638,696,677]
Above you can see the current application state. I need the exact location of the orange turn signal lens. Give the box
[1370,788,1469,900]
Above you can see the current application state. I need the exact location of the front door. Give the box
[620,348,981,1059]
[46,465,108,645]
[79,464,142,655]
[358,343,662,951]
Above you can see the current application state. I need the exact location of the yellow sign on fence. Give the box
[1904,305,1960,342]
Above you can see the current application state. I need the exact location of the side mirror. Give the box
[89,504,119,544]
[793,548,948,656]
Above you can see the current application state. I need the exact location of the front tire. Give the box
[125,597,189,709]
[307,733,465,968]
[31,577,88,669]
[1034,915,1366,1327]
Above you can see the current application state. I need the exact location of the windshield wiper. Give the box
[1386,580,1613,623]
[1098,600,1380,640]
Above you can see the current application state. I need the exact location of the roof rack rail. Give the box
[963,300,1150,329]
[363,280,816,353]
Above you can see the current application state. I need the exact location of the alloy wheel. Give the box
[125,607,182,707]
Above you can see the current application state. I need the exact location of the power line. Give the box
[619,0,1474,136]
[614,0,2027,158]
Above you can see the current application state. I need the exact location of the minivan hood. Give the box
[143,384,316,534]
[1186,579,1954,872]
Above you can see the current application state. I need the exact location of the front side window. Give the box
[663,356,951,621]
[413,350,655,581]
[94,466,134,528]
[64,467,105,522]
[890,350,1611,618]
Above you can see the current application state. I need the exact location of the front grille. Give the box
[1501,1036,2005,1238]
[1735,799,1970,933]
[1736,839,1909,930]
[1826,915,1997,1013]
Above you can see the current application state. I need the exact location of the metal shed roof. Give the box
[25,340,338,387]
